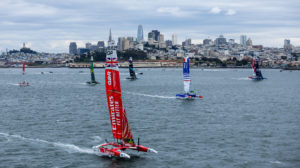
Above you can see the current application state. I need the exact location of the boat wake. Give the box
[8,83,21,86]
[232,77,251,80]
[125,91,176,99]
[0,132,94,154]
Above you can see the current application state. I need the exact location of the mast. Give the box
[105,30,124,141]
[128,57,136,79]
[90,55,96,82]
[183,56,191,94]
[105,30,134,144]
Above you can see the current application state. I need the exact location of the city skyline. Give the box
[0,0,300,53]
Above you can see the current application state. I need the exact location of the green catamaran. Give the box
[86,55,99,85]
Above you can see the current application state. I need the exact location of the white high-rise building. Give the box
[159,34,164,43]
[172,34,177,45]
[240,35,247,47]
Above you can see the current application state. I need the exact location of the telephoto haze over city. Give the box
[0,0,299,167]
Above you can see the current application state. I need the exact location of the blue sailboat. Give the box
[126,57,137,80]
[176,56,203,99]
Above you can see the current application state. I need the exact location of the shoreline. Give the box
[1,62,299,70]
[0,65,295,70]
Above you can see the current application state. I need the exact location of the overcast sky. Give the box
[0,0,300,53]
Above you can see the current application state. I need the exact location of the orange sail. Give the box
[122,109,134,145]
[105,47,133,143]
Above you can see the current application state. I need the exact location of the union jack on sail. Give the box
[105,57,118,68]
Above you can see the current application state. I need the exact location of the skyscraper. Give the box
[148,32,154,41]
[203,39,212,45]
[172,34,177,45]
[137,25,144,43]
[69,42,77,54]
[108,28,112,42]
[284,39,290,47]
[165,40,172,47]
[284,39,292,51]
[215,35,226,46]
[122,38,130,50]
[182,39,192,47]
[240,35,247,47]
[97,41,105,48]
[159,34,164,43]
[148,30,160,41]
[228,39,235,45]
[86,42,92,49]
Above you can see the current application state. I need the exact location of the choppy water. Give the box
[0,68,299,168]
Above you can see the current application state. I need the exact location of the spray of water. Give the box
[0,132,95,154]
[125,91,176,99]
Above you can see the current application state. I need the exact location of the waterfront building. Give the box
[135,43,144,50]
[284,39,291,47]
[165,40,172,47]
[182,39,192,47]
[215,35,227,46]
[86,42,92,49]
[148,37,154,45]
[159,34,164,43]
[137,25,144,43]
[148,32,155,43]
[127,37,135,42]
[284,39,292,52]
[240,35,247,47]
[90,45,99,51]
[122,38,130,50]
[246,38,253,47]
[97,41,105,48]
[148,30,160,41]
[159,34,166,48]
[228,39,235,45]
[203,39,212,46]
[77,48,89,54]
[172,34,178,45]
[69,42,77,55]
[118,37,123,50]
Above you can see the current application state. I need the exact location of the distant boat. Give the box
[18,61,29,86]
[176,55,203,99]
[248,56,265,80]
[93,35,157,159]
[86,56,99,85]
[126,57,137,80]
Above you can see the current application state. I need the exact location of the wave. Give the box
[202,69,228,72]
[0,132,94,154]
[270,161,284,164]
[125,91,176,99]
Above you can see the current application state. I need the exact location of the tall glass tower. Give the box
[137,25,144,43]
